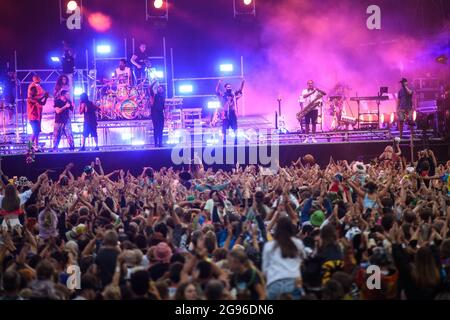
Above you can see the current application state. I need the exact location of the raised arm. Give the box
[215,80,223,96]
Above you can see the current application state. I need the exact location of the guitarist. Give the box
[215,79,245,145]
[298,80,325,143]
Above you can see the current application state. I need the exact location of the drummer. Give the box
[114,59,132,88]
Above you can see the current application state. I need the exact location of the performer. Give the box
[54,75,70,100]
[298,80,325,143]
[397,77,414,139]
[61,43,75,97]
[79,93,99,151]
[130,43,150,84]
[149,81,166,147]
[27,75,49,151]
[114,59,132,88]
[215,79,245,144]
[52,90,75,151]
[4,64,17,124]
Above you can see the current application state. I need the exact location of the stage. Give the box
[1,134,448,180]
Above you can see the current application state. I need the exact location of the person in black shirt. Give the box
[149,81,165,147]
[228,249,265,300]
[215,79,245,145]
[79,93,99,151]
[131,43,150,84]
[4,64,17,124]
[397,78,414,139]
[52,90,75,151]
[61,44,75,97]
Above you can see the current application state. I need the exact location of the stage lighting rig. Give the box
[146,0,169,21]
[233,0,256,18]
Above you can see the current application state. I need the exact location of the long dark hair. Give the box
[411,246,441,289]
[54,75,69,96]
[273,216,299,258]
[320,224,338,249]
[80,93,90,104]
[1,184,20,212]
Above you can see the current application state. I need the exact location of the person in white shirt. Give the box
[114,59,132,88]
[298,80,325,144]
[262,216,306,299]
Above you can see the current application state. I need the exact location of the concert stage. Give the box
[1,134,448,180]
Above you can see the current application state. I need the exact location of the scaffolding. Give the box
[131,37,168,99]
[170,50,246,115]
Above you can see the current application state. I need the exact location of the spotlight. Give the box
[179,84,193,94]
[219,64,233,72]
[146,0,168,20]
[207,101,221,109]
[51,56,60,63]
[74,87,84,96]
[233,0,256,17]
[67,0,78,11]
[154,70,164,79]
[96,44,111,54]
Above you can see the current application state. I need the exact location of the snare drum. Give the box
[120,99,138,120]
[340,115,357,125]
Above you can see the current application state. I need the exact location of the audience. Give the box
[0,149,449,300]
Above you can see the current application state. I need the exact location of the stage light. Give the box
[219,64,233,72]
[96,44,111,54]
[146,0,168,20]
[88,12,112,32]
[51,56,60,63]
[179,84,193,94]
[0,86,3,95]
[74,87,84,96]
[207,101,221,109]
[67,0,78,11]
[154,70,164,79]
[233,0,256,17]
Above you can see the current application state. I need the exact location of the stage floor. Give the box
[1,137,448,180]
[0,114,442,155]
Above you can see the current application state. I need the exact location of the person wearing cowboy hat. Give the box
[397,77,414,139]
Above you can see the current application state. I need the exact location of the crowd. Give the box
[0,145,449,300]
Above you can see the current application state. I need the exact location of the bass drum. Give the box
[120,99,139,120]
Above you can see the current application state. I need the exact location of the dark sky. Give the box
[1,0,448,70]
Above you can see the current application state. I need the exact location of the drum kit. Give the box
[95,69,160,120]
